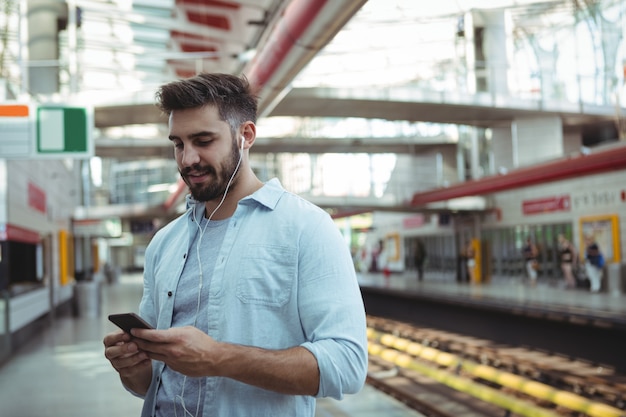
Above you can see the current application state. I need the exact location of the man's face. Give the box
[168,105,241,202]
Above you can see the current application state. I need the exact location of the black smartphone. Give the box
[108,313,154,333]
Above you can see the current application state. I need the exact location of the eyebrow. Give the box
[168,130,218,141]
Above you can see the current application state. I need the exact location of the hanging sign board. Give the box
[0,104,32,158]
[0,103,93,159]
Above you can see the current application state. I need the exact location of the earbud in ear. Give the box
[240,136,246,151]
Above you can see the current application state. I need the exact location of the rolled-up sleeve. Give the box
[298,212,368,399]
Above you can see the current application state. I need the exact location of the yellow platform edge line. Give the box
[368,328,625,417]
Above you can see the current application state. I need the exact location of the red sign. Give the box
[0,223,40,243]
[522,195,570,215]
[28,181,47,214]
[403,214,426,229]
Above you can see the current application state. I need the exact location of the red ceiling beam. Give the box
[410,144,626,206]
[245,0,366,116]
[163,0,336,212]
[246,0,327,91]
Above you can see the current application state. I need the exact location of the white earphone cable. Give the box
[176,136,244,417]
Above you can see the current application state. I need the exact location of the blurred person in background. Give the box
[522,237,539,286]
[558,234,577,289]
[584,234,604,293]
[414,239,427,281]
[464,239,476,284]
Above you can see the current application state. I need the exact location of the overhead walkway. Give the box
[271,86,619,128]
[92,85,618,132]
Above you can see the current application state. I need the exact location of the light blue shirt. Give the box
[135,178,368,417]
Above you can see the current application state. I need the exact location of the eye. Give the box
[196,139,212,147]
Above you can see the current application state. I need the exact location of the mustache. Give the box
[180,164,216,177]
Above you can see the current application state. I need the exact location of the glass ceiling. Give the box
[2,0,624,207]
[261,0,626,200]
[2,0,624,108]
[294,0,624,100]
[258,0,625,142]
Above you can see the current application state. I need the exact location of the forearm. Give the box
[214,343,320,396]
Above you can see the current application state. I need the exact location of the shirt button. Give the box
[183,253,187,259]
[168,291,173,297]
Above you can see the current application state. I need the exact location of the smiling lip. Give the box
[185,173,209,184]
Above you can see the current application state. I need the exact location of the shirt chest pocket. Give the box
[236,244,297,307]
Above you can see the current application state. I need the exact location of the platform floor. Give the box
[0,273,422,417]
[358,269,626,323]
[2,269,624,416]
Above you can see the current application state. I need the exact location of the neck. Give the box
[203,169,263,220]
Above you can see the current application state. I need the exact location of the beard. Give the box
[180,139,241,202]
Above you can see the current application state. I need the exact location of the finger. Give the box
[106,342,150,367]
[105,339,139,361]
[103,330,131,347]
[130,328,162,341]
[115,353,152,378]
[132,336,165,356]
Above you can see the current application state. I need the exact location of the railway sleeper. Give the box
[368,327,626,417]
[368,317,626,409]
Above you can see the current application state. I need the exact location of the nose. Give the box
[180,145,200,168]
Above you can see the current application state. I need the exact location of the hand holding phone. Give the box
[108,313,154,334]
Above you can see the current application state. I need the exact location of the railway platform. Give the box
[359,270,626,373]
[1,269,625,417]
[358,270,626,325]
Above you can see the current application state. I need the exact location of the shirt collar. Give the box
[242,178,284,210]
[185,177,285,214]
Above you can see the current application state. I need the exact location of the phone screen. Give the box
[108,313,154,333]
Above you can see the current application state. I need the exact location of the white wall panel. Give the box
[8,288,50,332]
[0,161,6,223]
[6,159,77,232]
[488,169,626,261]
[54,282,75,307]
[491,125,514,171]
[387,148,457,204]
[513,116,563,167]
[7,160,48,232]
[562,130,581,155]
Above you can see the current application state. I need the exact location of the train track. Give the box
[366,315,626,417]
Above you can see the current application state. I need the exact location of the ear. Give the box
[239,122,257,150]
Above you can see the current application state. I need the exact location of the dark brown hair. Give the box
[156,73,258,134]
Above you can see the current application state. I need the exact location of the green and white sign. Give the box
[36,106,93,158]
